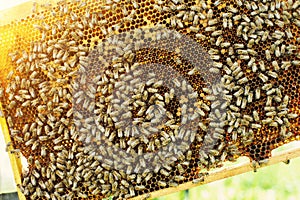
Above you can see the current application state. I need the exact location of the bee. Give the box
[209,53,220,60]
[277,109,288,117]
[30,175,37,186]
[246,56,255,67]
[274,116,283,125]
[240,14,250,23]
[274,96,281,103]
[265,96,273,106]
[188,25,199,33]
[219,40,230,48]
[251,123,262,129]
[261,83,272,91]
[261,117,273,124]
[266,70,278,79]
[209,67,221,74]
[232,87,243,98]
[266,110,277,117]
[273,18,286,27]
[287,113,298,119]
[10,148,21,154]
[260,30,270,41]
[66,47,78,56]
[6,116,14,127]
[6,73,17,85]
[292,0,300,9]
[291,60,300,66]
[280,125,287,136]
[283,117,291,126]
[173,175,185,182]
[266,88,276,96]
[237,77,249,85]
[238,96,245,109]
[225,4,239,13]
[257,73,269,83]
[263,49,272,61]
[83,171,93,180]
[237,52,250,60]
[211,30,223,37]
[192,176,205,184]
[54,145,64,151]
[273,45,282,57]
[252,110,260,122]
[282,95,289,105]
[264,18,274,27]
[271,61,280,71]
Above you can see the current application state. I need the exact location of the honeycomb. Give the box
[0,0,299,199]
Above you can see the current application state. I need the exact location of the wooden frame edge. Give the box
[0,103,26,200]
[130,145,300,200]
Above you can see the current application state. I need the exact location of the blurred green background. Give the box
[154,143,300,200]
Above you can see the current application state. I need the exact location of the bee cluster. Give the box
[0,0,299,199]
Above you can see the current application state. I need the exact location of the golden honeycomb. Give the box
[0,0,299,199]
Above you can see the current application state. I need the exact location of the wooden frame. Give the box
[0,103,25,200]
[0,1,299,200]
[130,144,300,199]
